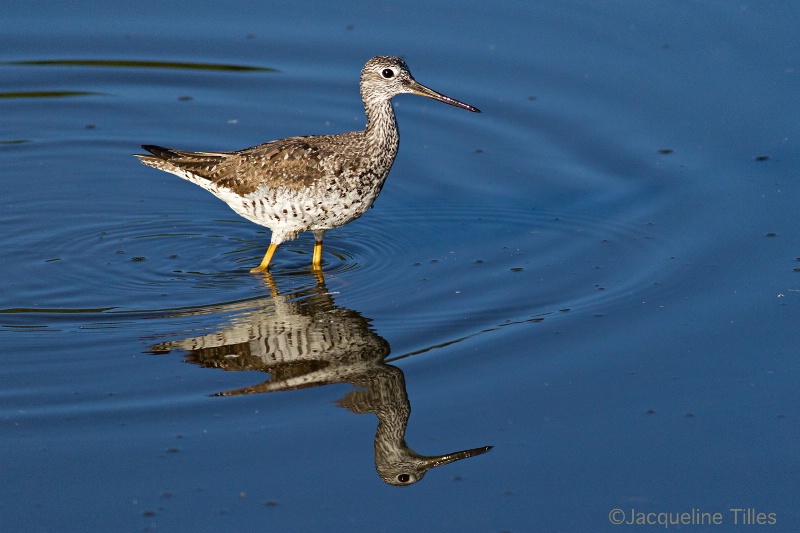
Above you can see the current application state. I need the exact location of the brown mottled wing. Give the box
[142,134,361,196]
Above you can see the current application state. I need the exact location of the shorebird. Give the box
[136,55,480,272]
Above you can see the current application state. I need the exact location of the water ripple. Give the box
[3,59,277,72]
[321,201,673,353]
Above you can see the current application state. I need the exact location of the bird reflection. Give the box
[148,273,491,485]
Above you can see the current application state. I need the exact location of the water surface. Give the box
[2,1,799,531]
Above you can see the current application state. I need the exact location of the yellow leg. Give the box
[250,243,278,273]
[311,240,323,269]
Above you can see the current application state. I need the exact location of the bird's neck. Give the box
[364,99,400,159]
[371,366,412,460]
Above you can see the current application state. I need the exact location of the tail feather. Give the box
[134,143,259,196]
[137,144,227,167]
[140,144,179,160]
[135,144,229,180]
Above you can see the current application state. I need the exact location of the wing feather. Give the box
[139,133,364,196]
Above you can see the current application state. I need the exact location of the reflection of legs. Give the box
[262,272,279,296]
[250,243,278,273]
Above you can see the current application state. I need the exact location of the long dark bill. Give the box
[408,80,481,113]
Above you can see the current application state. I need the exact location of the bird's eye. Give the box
[381,68,395,79]
[397,473,410,483]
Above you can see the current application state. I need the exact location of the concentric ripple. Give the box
[316,201,674,356]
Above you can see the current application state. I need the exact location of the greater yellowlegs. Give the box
[136,56,479,272]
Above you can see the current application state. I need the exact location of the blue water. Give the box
[2,1,799,531]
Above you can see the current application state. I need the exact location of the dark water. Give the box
[2,1,799,531]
